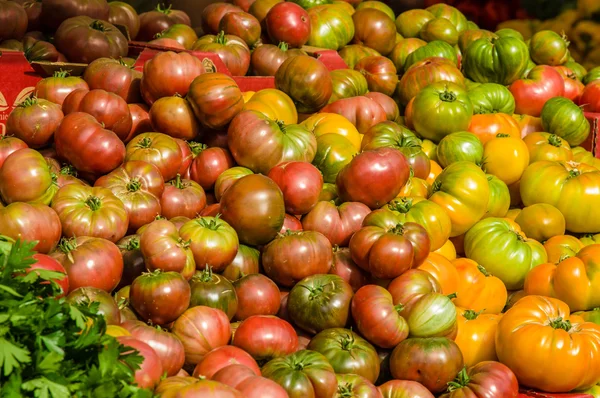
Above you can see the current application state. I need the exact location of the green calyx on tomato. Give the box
[119,236,140,251]
[192,266,217,283]
[59,164,78,177]
[167,174,189,190]
[388,197,414,213]
[89,20,108,32]
[215,31,229,45]
[135,137,154,149]
[477,264,490,277]
[549,317,572,331]
[194,215,225,231]
[17,97,39,108]
[447,367,472,391]
[84,196,103,211]
[548,134,563,147]
[187,141,207,156]
[126,178,142,193]
[461,309,482,321]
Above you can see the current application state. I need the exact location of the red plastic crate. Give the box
[518,391,592,398]
[0,51,42,135]
[583,112,600,157]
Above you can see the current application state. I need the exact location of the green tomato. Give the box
[484,174,510,219]
[464,217,547,290]
[540,97,590,146]
[463,36,530,85]
[403,40,457,71]
[307,5,354,50]
[467,82,516,114]
[436,131,484,168]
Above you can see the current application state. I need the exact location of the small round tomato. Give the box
[483,133,529,185]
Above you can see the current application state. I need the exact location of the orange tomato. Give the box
[572,146,600,170]
[483,133,530,185]
[106,325,132,337]
[421,139,437,163]
[434,239,456,261]
[418,252,459,296]
[404,96,415,129]
[523,132,572,163]
[514,203,566,242]
[453,258,507,314]
[301,112,362,150]
[496,295,600,392]
[468,113,521,145]
[455,308,500,367]
[513,113,543,138]
[543,234,585,263]
[426,159,442,185]
[525,244,600,311]
[243,88,298,124]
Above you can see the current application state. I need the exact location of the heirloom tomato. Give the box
[251,42,306,76]
[336,147,410,209]
[467,113,521,145]
[395,9,434,38]
[193,345,259,379]
[351,284,409,349]
[68,287,119,325]
[361,122,430,180]
[275,55,333,113]
[351,8,396,55]
[463,36,529,85]
[148,95,200,141]
[51,184,128,243]
[125,132,182,181]
[232,315,298,361]
[329,69,369,104]
[420,17,459,46]
[543,234,584,263]
[302,200,370,247]
[525,244,600,311]
[301,112,362,151]
[138,4,191,41]
[268,161,323,215]
[404,291,457,339]
[0,203,61,254]
[523,132,572,163]
[439,361,518,398]
[83,57,142,103]
[307,4,354,50]
[262,350,337,398]
[581,80,600,113]
[6,97,63,149]
[483,133,529,185]
[139,219,196,277]
[55,112,126,177]
[50,236,123,293]
[54,17,127,64]
[514,203,565,242]
[378,379,434,398]
[529,30,569,66]
[426,3,468,33]
[192,32,250,76]
[467,82,515,114]
[338,44,380,69]
[520,160,600,233]
[308,328,379,383]
[0,136,27,169]
[161,175,207,220]
[243,88,298,125]
[389,38,426,74]
[454,309,501,367]
[349,222,430,280]
[541,97,590,147]
[28,254,69,297]
[228,111,317,175]
[464,217,547,290]
[453,258,507,314]
[160,24,198,49]
[396,56,464,106]
[436,131,484,168]
[263,230,332,287]
[189,267,238,320]
[509,65,565,117]
[34,70,89,106]
[458,29,497,53]
[200,3,241,34]
[0,148,58,205]
[417,252,459,296]
[320,96,386,134]
[234,273,280,320]
[220,174,285,246]
[288,274,353,334]
[187,72,244,129]
[187,144,234,191]
[140,51,207,105]
[214,167,254,202]
[429,161,489,236]
[117,336,163,389]
[390,337,464,394]
[108,1,139,39]
[265,2,310,47]
[496,295,600,392]
[404,40,458,71]
[179,216,239,272]
[335,374,379,398]
[411,81,473,143]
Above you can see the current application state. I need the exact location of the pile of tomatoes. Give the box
[2,0,600,396]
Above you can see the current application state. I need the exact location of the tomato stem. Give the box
[394,303,404,314]
[548,134,563,147]
[127,178,142,192]
[60,164,78,177]
[549,317,572,331]
[18,96,38,108]
[337,384,353,398]
[196,215,222,230]
[195,266,214,282]
[447,292,457,300]
[122,237,140,251]
[447,367,470,391]
[389,198,412,214]
[389,223,406,235]
[477,264,490,277]
[216,31,228,45]
[85,196,102,211]
[439,90,456,102]
[52,70,70,78]
[462,309,482,320]
[170,174,187,190]
[135,137,153,148]
[188,141,207,156]
[156,3,172,14]
[431,180,442,193]
[90,20,107,32]
[278,41,289,52]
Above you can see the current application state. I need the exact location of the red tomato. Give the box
[130,271,191,325]
[0,203,61,254]
[160,175,207,219]
[509,65,565,117]
[149,95,201,141]
[192,346,260,379]
[232,315,298,361]
[580,80,600,113]
[330,246,369,292]
[121,320,186,377]
[6,97,63,148]
[125,132,183,181]
[265,2,310,47]
[0,136,27,169]
[50,236,123,293]
[234,274,281,320]
[28,254,69,297]
[117,336,163,389]
[268,161,323,215]
[188,145,235,191]
[301,201,371,247]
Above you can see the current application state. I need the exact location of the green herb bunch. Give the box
[0,238,154,398]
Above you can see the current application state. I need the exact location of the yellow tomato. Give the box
[434,239,457,261]
[243,89,298,125]
[242,91,255,103]
[397,177,429,198]
[417,253,459,296]
[505,208,521,220]
[421,139,438,162]
[301,113,362,151]
[483,134,529,185]
[106,325,131,337]
[455,308,501,367]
